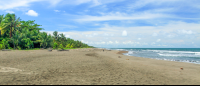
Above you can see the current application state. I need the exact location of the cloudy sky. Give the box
[0,0,200,48]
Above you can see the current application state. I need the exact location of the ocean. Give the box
[106,48,200,64]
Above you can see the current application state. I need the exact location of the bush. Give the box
[70,43,74,48]
[0,44,3,50]
[17,46,21,50]
[2,39,9,49]
[66,44,70,48]
[58,44,64,50]
[53,42,58,49]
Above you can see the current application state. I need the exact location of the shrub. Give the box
[2,39,9,49]
[53,42,58,49]
[70,43,74,48]
[0,44,3,50]
[17,46,21,50]
[66,44,70,48]
[58,44,64,50]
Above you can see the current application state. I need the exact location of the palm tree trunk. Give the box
[12,37,15,49]
[10,26,12,37]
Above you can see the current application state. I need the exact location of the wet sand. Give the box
[0,48,199,85]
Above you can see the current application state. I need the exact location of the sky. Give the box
[0,0,200,48]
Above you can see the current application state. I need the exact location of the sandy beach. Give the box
[0,48,199,85]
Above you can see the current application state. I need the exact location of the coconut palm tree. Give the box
[3,13,20,38]
[38,32,53,49]
[0,14,9,37]
[53,31,59,41]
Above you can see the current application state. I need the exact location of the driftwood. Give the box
[2,49,11,51]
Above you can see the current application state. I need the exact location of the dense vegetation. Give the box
[0,13,94,50]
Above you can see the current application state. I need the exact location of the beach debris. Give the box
[2,49,11,51]
[118,56,121,58]
[126,59,129,60]
[180,68,183,70]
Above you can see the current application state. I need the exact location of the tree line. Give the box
[0,13,94,50]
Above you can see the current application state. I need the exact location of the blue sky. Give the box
[0,0,200,48]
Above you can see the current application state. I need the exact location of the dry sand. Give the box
[0,48,199,85]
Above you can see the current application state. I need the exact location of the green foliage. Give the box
[17,46,21,50]
[70,43,74,48]
[0,44,3,50]
[53,42,58,49]
[2,38,9,49]
[0,13,94,50]
[58,44,64,50]
[66,44,70,48]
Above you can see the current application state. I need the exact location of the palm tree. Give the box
[20,20,43,32]
[5,13,21,38]
[53,31,59,41]
[59,33,67,46]
[4,13,21,49]
[38,32,53,49]
[0,14,9,37]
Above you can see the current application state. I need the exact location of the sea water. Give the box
[106,48,200,64]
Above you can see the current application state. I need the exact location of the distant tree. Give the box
[53,31,58,41]
[66,44,70,48]
[0,14,9,37]
[70,43,74,48]
[58,44,64,50]
[53,42,58,49]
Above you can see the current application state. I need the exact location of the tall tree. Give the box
[53,31,59,41]
[0,14,9,37]
[5,13,20,38]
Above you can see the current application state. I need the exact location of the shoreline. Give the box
[103,48,200,65]
[0,48,199,85]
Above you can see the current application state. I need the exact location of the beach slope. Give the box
[0,48,199,85]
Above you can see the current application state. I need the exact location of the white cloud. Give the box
[58,24,77,29]
[25,10,38,17]
[115,41,119,44]
[54,10,60,12]
[122,30,127,36]
[107,41,113,44]
[75,12,170,22]
[48,0,62,6]
[167,34,175,38]
[66,35,70,37]
[151,42,156,45]
[0,0,36,10]
[5,10,15,13]
[101,41,106,44]
[41,21,200,48]
[138,38,141,40]
[93,33,98,36]
[0,0,62,10]
[177,29,195,35]
[60,0,124,7]
[156,39,161,42]
[152,33,157,36]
